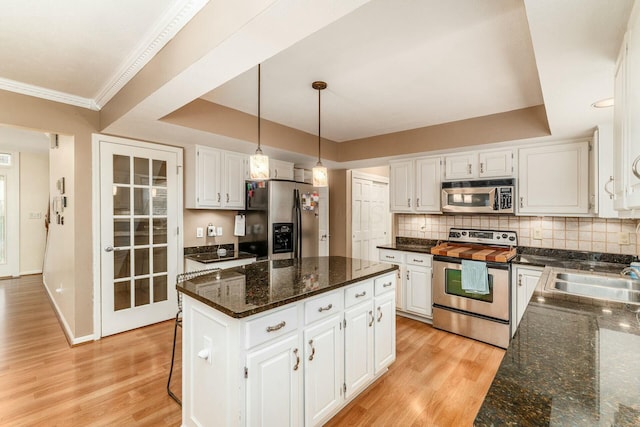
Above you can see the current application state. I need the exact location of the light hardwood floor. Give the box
[0,275,504,426]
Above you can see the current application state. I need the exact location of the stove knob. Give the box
[455,232,461,238]
[509,236,515,241]
[462,231,467,236]
[496,236,500,239]
[502,233,507,238]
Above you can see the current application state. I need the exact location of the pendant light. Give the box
[249,64,269,179]
[312,81,328,187]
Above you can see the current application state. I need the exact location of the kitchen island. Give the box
[177,256,398,427]
[475,267,640,426]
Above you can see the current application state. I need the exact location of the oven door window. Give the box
[444,268,494,302]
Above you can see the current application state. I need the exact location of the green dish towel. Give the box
[461,259,489,295]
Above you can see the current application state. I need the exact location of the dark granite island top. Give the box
[475,280,640,425]
[177,256,398,318]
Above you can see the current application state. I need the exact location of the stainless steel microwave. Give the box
[441,179,515,214]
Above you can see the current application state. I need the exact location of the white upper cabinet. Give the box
[518,141,591,216]
[613,8,640,212]
[594,125,619,218]
[389,160,414,212]
[478,149,513,178]
[185,145,247,210]
[270,159,295,180]
[444,149,513,180]
[415,157,442,212]
[389,157,441,213]
[444,153,475,180]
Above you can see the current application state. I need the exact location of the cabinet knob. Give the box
[226,193,229,203]
[197,348,210,361]
[407,198,411,208]
[467,164,472,174]
[519,196,524,208]
[518,274,523,287]
[217,193,221,203]
[480,162,484,174]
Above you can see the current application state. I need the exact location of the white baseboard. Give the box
[42,277,94,346]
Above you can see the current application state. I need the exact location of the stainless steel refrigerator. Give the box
[239,180,320,260]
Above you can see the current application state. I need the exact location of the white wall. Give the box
[43,134,76,339]
[19,152,48,274]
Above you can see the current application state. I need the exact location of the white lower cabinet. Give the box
[511,265,543,336]
[379,249,432,320]
[304,315,344,426]
[344,301,374,398]
[182,272,396,427]
[246,334,302,427]
[373,291,396,374]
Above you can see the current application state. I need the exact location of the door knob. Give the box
[104,246,114,252]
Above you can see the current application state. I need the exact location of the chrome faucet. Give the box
[620,266,640,279]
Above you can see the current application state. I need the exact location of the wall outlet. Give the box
[196,227,204,238]
[619,232,630,245]
[207,224,216,237]
[533,227,543,240]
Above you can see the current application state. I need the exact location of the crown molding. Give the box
[93,0,210,109]
[0,77,99,110]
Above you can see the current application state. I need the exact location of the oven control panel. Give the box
[447,228,517,246]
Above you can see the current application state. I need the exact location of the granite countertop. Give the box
[184,250,256,264]
[377,237,439,254]
[177,256,398,318]
[513,247,637,275]
[475,289,640,426]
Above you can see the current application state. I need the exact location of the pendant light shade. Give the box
[250,64,269,180]
[312,81,328,187]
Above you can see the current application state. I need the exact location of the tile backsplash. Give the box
[395,214,639,256]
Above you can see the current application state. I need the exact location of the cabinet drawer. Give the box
[245,306,298,349]
[344,280,374,308]
[374,273,396,296]
[406,253,432,267]
[305,291,343,325]
[379,249,405,264]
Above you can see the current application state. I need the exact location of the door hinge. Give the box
[244,367,248,379]
[177,226,180,236]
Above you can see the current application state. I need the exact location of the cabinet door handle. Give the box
[318,303,333,312]
[217,193,221,203]
[633,156,640,180]
[480,162,484,174]
[275,169,278,178]
[226,193,229,203]
[377,306,383,322]
[604,176,615,199]
[383,282,393,288]
[355,291,367,298]
[416,198,420,207]
[368,310,374,327]
[407,198,411,208]
[518,274,523,287]
[467,164,472,174]
[412,258,423,263]
[397,270,401,279]
[293,348,300,371]
[266,321,286,332]
[406,271,410,281]
[519,196,524,208]
[308,339,315,361]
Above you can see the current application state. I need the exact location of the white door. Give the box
[405,265,432,316]
[389,160,413,212]
[478,149,513,178]
[370,182,389,260]
[444,153,476,180]
[351,177,371,267]
[0,152,19,277]
[100,140,180,336]
[415,157,441,212]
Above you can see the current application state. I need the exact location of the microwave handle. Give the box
[489,187,497,210]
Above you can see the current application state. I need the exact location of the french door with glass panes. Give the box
[100,141,179,336]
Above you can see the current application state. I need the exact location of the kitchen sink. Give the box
[546,271,640,304]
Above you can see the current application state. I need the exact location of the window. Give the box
[0,153,11,167]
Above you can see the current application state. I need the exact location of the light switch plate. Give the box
[196,227,204,238]
[216,226,223,236]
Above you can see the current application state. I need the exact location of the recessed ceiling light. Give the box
[592,97,614,108]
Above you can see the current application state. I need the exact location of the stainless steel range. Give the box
[430,228,517,349]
